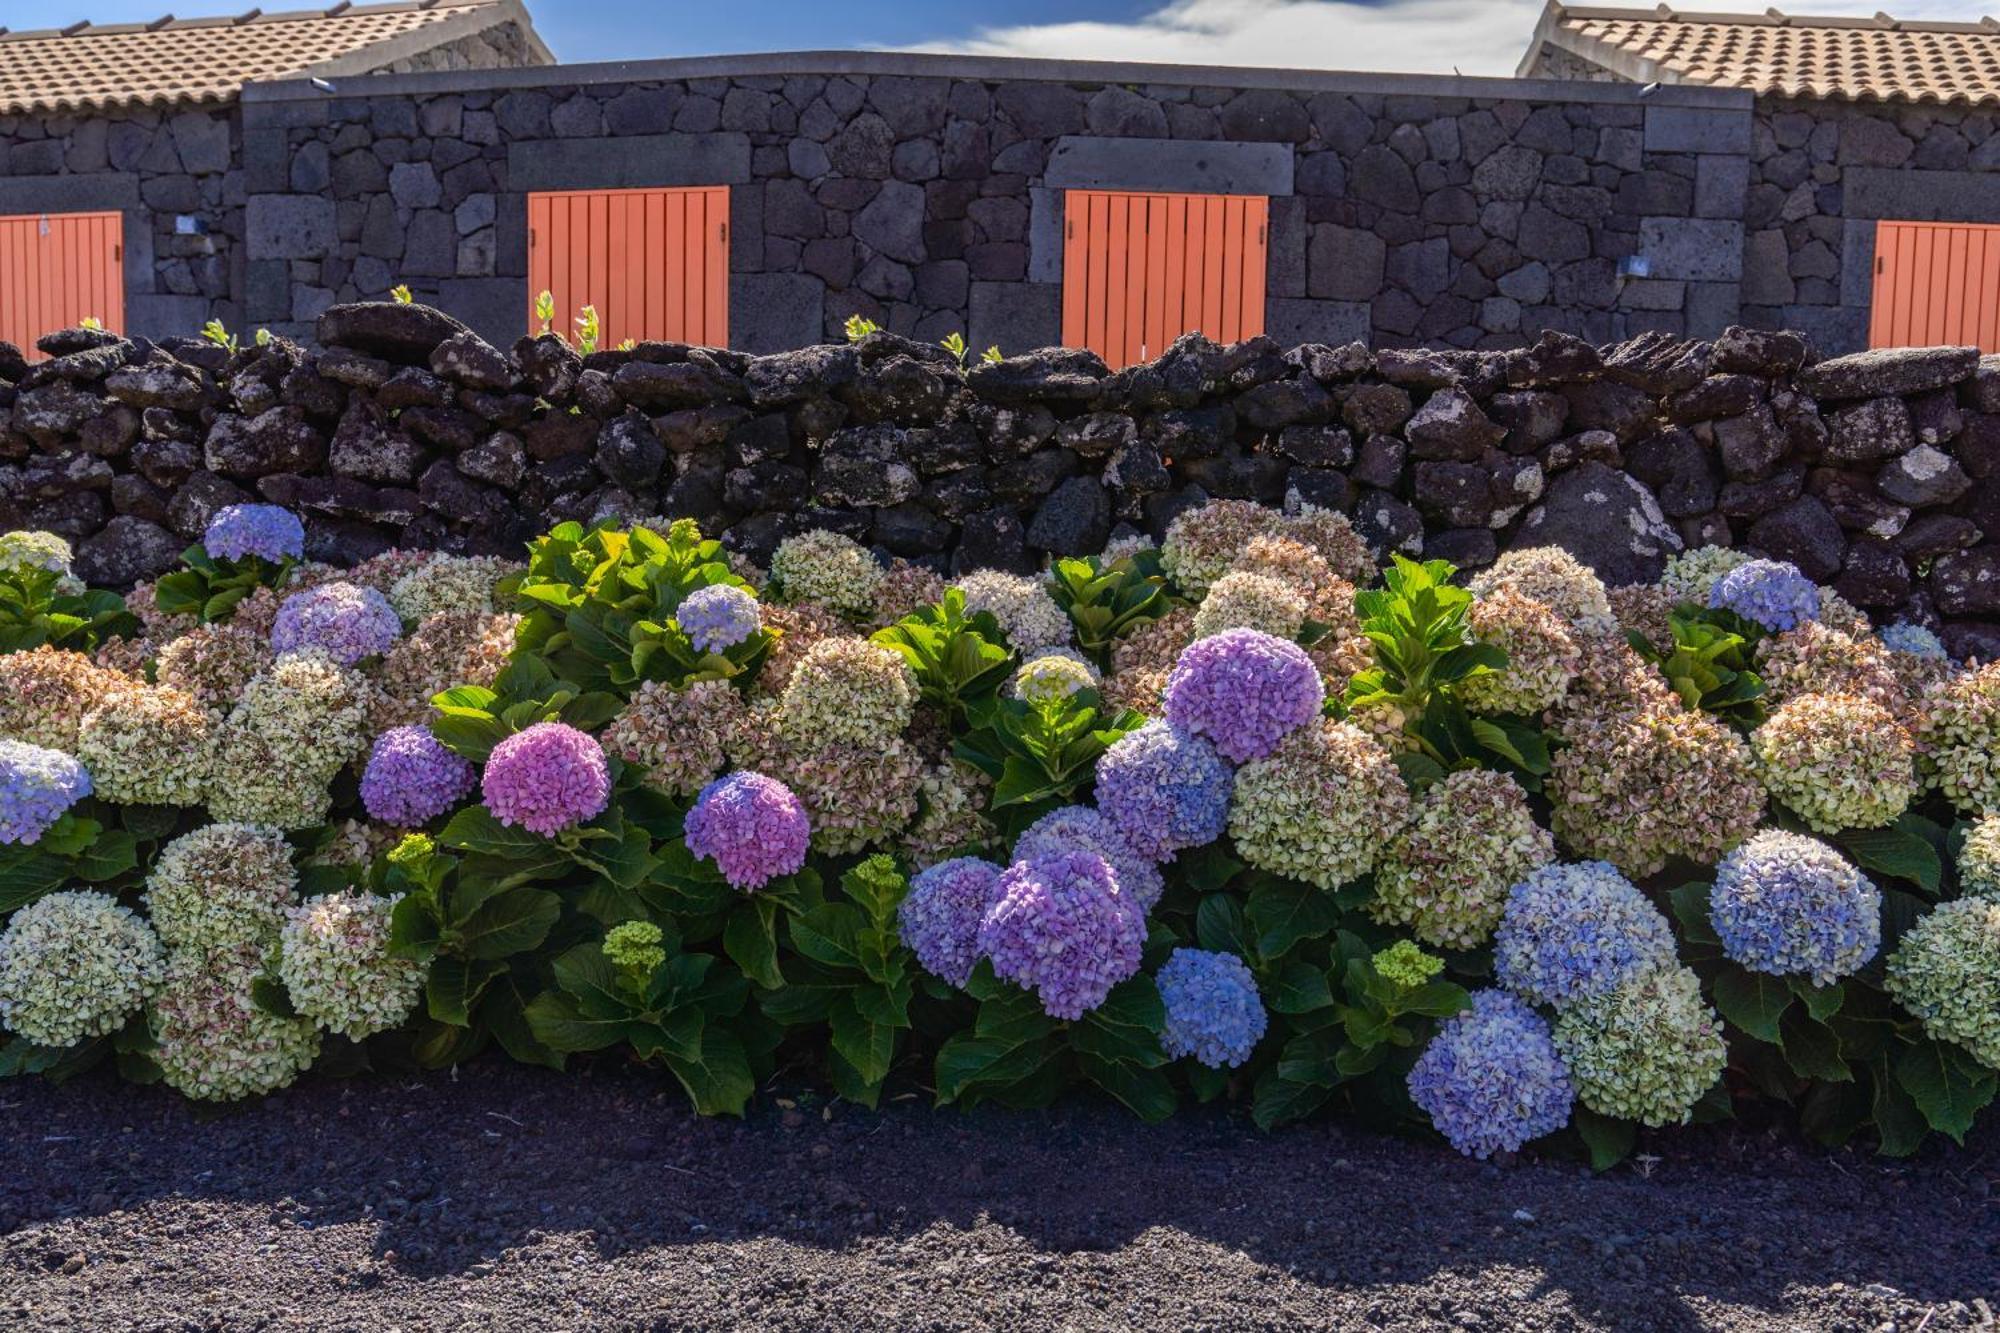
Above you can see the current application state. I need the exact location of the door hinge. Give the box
[529,227,537,249]
[720,222,729,243]
[1876,255,1884,274]
[1066,220,1074,239]
[114,244,122,261]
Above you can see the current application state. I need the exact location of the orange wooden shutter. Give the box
[1061,190,1268,370]
[527,186,730,347]
[0,211,124,357]
[1869,220,2000,353]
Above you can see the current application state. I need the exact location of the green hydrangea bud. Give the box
[604,920,667,975]
[1373,938,1445,989]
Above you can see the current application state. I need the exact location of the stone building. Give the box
[0,0,550,342]
[1523,3,2000,353]
[4,1,2000,361]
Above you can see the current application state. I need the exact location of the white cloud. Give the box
[896,0,1991,77]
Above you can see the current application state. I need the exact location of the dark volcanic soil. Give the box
[1,1061,1995,1332]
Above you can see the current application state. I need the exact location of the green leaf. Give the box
[1078,1056,1177,1122]
[789,904,864,972]
[1793,980,1845,1023]
[662,1026,758,1116]
[1244,878,1340,961]
[1712,968,1792,1043]
[1194,893,1250,957]
[1267,960,1336,1015]
[1893,1039,1998,1144]
[1870,1057,1930,1156]
[1573,1107,1637,1170]
[70,829,137,883]
[426,957,503,1026]
[1250,1068,1332,1130]
[439,805,567,868]
[724,897,784,989]
[1837,822,1943,895]
[453,886,560,960]
[1778,1010,1849,1083]
[0,851,69,914]
[827,994,899,1089]
[1069,978,1166,1067]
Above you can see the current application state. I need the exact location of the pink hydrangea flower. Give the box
[684,770,811,891]
[481,721,611,836]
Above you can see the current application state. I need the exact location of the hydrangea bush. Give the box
[0,501,1995,1168]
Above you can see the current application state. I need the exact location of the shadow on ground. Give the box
[2,1059,1994,1331]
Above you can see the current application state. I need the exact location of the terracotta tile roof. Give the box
[1528,4,2000,106]
[0,1,519,115]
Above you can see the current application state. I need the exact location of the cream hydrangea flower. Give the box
[277,890,424,1040]
[0,891,164,1047]
[1191,570,1308,643]
[768,529,882,619]
[75,685,215,806]
[1228,719,1408,890]
[1752,693,1917,833]
[1469,547,1616,638]
[1553,966,1726,1127]
[1457,587,1579,716]
[1372,770,1557,949]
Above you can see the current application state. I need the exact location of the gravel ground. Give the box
[2,1060,1996,1332]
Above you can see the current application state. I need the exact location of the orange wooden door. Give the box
[0,211,124,357]
[528,187,730,348]
[1869,220,2000,353]
[1060,190,1268,370]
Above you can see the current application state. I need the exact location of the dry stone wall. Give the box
[2,303,1996,659]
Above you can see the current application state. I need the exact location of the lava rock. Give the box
[1513,459,1681,585]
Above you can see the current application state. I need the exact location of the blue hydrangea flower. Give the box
[677,584,763,654]
[204,504,304,564]
[360,725,476,827]
[270,582,402,665]
[1710,830,1880,986]
[0,739,92,845]
[1093,721,1232,864]
[1161,628,1324,766]
[1494,861,1678,1007]
[1156,948,1267,1069]
[977,850,1144,1020]
[898,857,1004,987]
[1880,622,1948,660]
[1708,558,1820,633]
[1014,805,1164,914]
[1408,989,1574,1160]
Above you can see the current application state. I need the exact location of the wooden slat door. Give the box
[528,186,730,348]
[0,211,124,357]
[1061,190,1268,370]
[1869,220,2000,353]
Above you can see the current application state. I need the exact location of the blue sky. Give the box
[18,0,1986,76]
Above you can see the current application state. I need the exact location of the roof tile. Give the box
[0,1,503,115]
[1549,6,2000,106]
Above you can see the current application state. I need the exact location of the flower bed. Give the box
[0,505,1995,1166]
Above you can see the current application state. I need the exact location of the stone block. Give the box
[506,133,753,190]
[1643,105,1752,155]
[246,194,336,260]
[436,278,527,348]
[969,282,1062,357]
[1844,167,2000,222]
[732,273,825,354]
[1694,154,1748,219]
[1685,282,1742,339]
[1265,298,1370,348]
[125,294,210,342]
[1043,136,1294,195]
[1638,217,1743,281]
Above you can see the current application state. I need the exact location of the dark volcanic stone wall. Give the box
[2,305,1996,659]
[237,61,1757,355]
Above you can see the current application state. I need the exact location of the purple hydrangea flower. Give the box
[977,850,1145,1020]
[1494,862,1679,1007]
[1157,947,1267,1068]
[1408,989,1574,1160]
[684,770,811,891]
[482,721,612,837]
[1015,805,1164,914]
[1710,831,1881,986]
[360,725,477,827]
[204,504,304,564]
[898,857,1004,986]
[1093,721,1232,863]
[677,584,763,654]
[1162,628,1324,765]
[0,739,92,845]
[270,581,402,665]
[1708,558,1821,633]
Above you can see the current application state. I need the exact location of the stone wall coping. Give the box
[240,48,1756,109]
